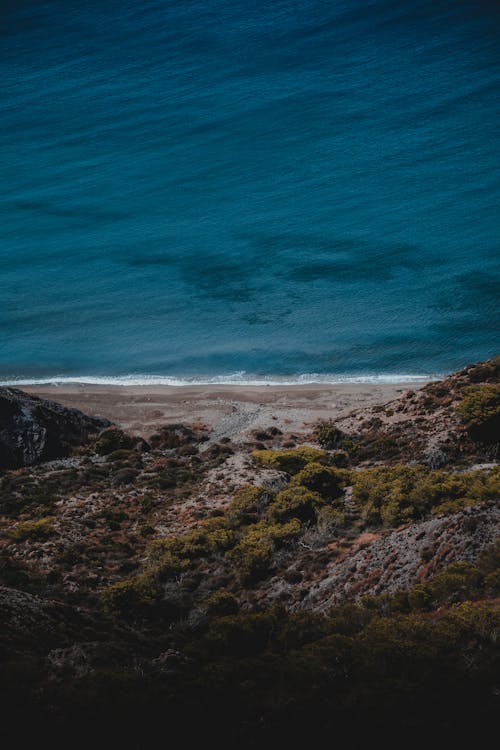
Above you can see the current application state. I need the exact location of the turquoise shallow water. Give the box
[1,0,499,384]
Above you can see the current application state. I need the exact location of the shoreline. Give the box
[1,374,436,387]
[23,381,427,441]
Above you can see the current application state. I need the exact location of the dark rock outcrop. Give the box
[0,387,110,469]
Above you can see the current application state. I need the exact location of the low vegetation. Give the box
[99,452,498,617]
[1,359,499,747]
[314,421,344,449]
[456,383,500,442]
[7,517,54,542]
[351,464,500,526]
[252,446,329,473]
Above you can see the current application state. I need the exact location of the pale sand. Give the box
[25,382,425,442]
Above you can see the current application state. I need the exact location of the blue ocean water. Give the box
[1,0,499,384]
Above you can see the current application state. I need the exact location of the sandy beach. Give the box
[25,382,425,441]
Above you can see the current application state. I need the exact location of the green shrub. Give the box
[157,472,177,489]
[7,517,54,542]
[155,551,189,580]
[225,485,270,527]
[226,532,273,585]
[252,447,329,474]
[145,518,237,583]
[477,540,500,575]
[406,561,487,611]
[329,451,349,468]
[0,491,59,516]
[267,486,324,523]
[456,384,500,442]
[151,519,236,566]
[266,518,303,545]
[368,550,500,616]
[276,610,334,648]
[204,591,239,618]
[431,468,499,515]
[351,464,499,528]
[315,422,344,449]
[227,519,302,585]
[362,592,410,616]
[102,572,161,615]
[352,465,428,526]
[112,468,139,486]
[339,433,401,462]
[407,584,433,612]
[316,505,347,534]
[427,561,483,605]
[149,424,196,449]
[290,462,347,500]
[484,570,500,596]
[204,611,278,657]
[95,429,135,456]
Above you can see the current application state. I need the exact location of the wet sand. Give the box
[25,382,425,441]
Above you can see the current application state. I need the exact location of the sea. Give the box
[1,0,499,386]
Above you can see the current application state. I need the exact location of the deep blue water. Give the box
[1,0,499,384]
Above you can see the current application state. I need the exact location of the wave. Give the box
[0,372,440,387]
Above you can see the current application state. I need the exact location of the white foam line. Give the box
[1,372,440,387]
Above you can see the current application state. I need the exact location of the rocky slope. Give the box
[0,387,109,469]
[327,356,500,467]
[296,503,500,611]
[0,359,498,748]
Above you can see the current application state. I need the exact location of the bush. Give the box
[352,465,428,526]
[226,485,270,527]
[351,464,499,528]
[290,462,347,500]
[95,429,135,456]
[329,451,349,468]
[226,532,273,585]
[149,424,196,449]
[102,572,161,615]
[252,447,329,474]
[362,592,410,616]
[477,541,500,575]
[112,468,139,486]
[315,422,344,449]
[151,519,236,569]
[267,486,324,523]
[203,611,278,657]
[456,384,500,442]
[155,552,189,580]
[368,550,500,615]
[227,519,302,585]
[145,518,238,581]
[316,506,347,535]
[204,591,239,618]
[484,570,500,596]
[7,517,54,542]
[427,561,483,605]
[407,584,433,612]
[352,435,401,462]
[0,490,60,517]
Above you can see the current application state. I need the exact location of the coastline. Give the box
[23,381,427,440]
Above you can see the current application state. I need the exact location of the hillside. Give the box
[1,359,499,748]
